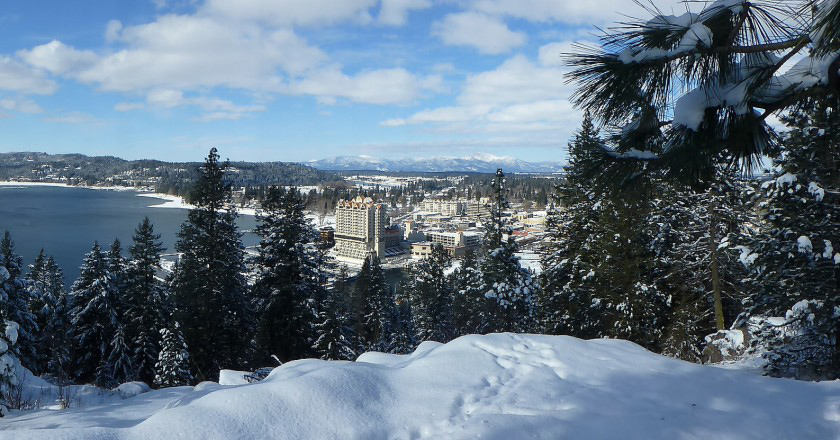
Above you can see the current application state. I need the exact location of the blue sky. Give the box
[0,0,689,163]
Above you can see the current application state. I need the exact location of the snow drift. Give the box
[2,333,839,439]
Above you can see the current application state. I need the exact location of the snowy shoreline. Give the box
[0,180,135,191]
[136,193,258,216]
[0,180,258,216]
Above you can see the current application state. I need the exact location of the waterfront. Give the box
[0,184,259,282]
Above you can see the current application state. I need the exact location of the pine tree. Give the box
[107,238,127,292]
[650,176,750,361]
[739,98,840,379]
[539,115,609,338]
[252,186,320,363]
[590,200,670,349]
[485,169,511,251]
[352,255,396,352]
[0,231,38,373]
[312,283,356,361]
[538,114,672,349]
[25,249,49,374]
[68,242,120,385]
[155,322,192,387]
[479,238,536,334]
[407,244,455,343]
[450,250,485,336]
[391,282,415,354]
[40,257,71,382]
[0,263,19,417]
[124,218,169,385]
[479,170,536,333]
[101,325,133,387]
[567,1,840,182]
[169,148,250,380]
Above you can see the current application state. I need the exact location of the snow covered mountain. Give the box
[5,333,839,439]
[306,153,565,173]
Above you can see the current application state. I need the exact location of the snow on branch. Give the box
[601,146,660,161]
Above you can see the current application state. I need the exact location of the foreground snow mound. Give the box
[3,334,840,439]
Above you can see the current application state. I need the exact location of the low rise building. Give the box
[383,225,403,250]
[319,226,335,245]
[410,241,435,259]
[421,231,482,258]
[422,199,465,216]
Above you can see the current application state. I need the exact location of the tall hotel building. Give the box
[334,196,387,261]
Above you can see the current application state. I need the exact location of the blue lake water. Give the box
[0,185,259,284]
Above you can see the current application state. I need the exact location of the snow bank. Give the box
[705,330,745,359]
[218,370,251,386]
[3,334,839,439]
[113,382,151,398]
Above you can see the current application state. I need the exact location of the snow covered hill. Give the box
[306,154,565,173]
[3,333,839,439]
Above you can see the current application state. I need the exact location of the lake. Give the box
[0,185,259,284]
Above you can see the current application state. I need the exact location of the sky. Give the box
[0,0,692,163]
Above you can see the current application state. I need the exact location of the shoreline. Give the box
[0,180,258,216]
[0,180,135,191]
[135,192,258,216]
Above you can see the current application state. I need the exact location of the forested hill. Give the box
[0,152,341,197]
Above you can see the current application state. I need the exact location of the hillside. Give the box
[2,333,837,439]
[0,152,339,196]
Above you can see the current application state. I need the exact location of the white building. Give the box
[413,231,482,259]
[422,199,466,217]
[426,231,481,250]
[334,196,387,261]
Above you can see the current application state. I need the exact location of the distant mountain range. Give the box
[306,153,565,173]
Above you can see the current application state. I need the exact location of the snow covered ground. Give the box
[2,333,838,439]
[136,193,259,216]
[514,251,542,275]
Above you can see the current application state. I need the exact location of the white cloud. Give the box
[378,0,432,26]
[381,42,580,139]
[290,67,441,105]
[43,111,96,124]
[455,54,572,109]
[145,89,267,120]
[18,40,98,76]
[537,41,575,67]
[19,15,326,94]
[0,56,57,94]
[431,62,457,74]
[202,0,378,27]
[105,20,123,43]
[18,8,436,114]
[0,97,44,114]
[115,102,145,112]
[468,0,689,26]
[432,12,526,55]
[75,15,325,92]
[152,0,199,10]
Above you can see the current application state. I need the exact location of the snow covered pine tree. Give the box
[739,98,840,379]
[124,217,169,385]
[0,263,20,417]
[155,322,192,387]
[169,148,250,380]
[0,232,37,373]
[68,242,121,386]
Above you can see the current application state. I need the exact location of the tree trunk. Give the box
[709,208,725,331]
